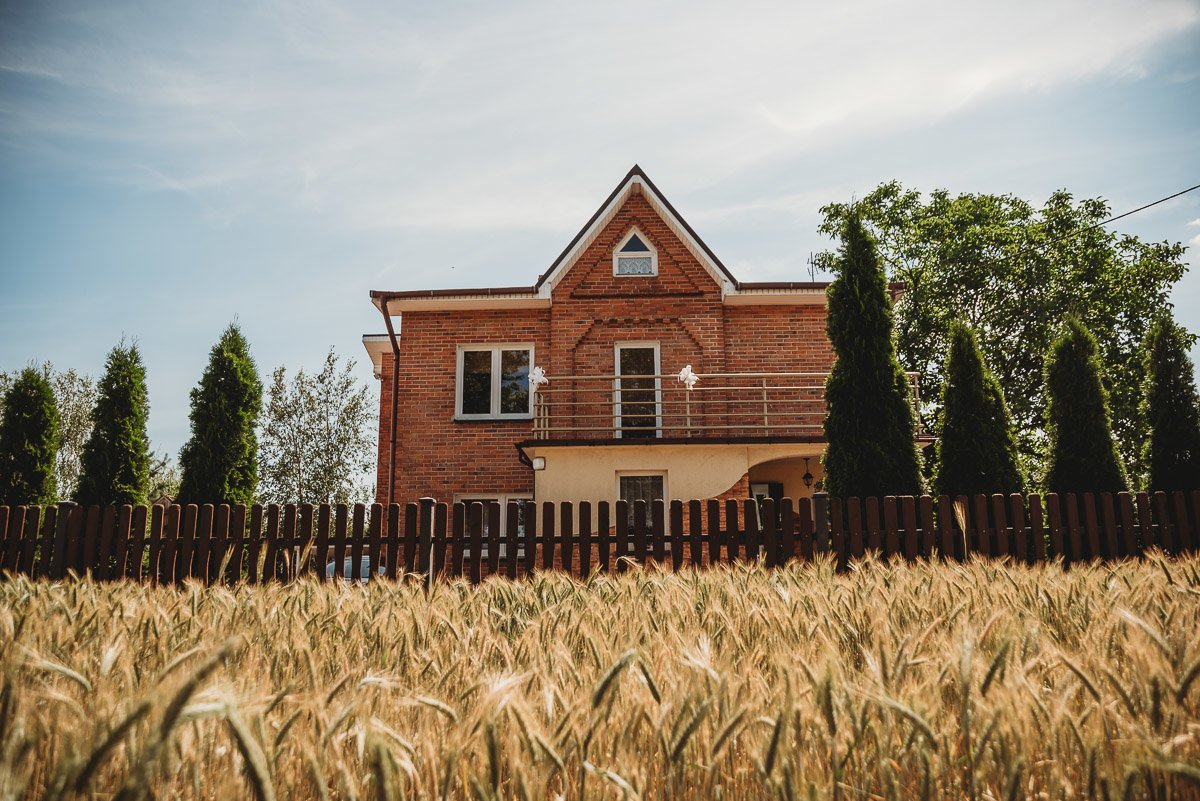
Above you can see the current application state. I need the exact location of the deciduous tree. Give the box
[178,324,262,505]
[823,212,924,498]
[0,365,96,497]
[259,349,375,504]
[0,367,60,504]
[818,183,1186,480]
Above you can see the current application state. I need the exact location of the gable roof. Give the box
[370,166,853,313]
[533,164,739,294]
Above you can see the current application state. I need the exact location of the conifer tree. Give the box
[823,212,924,497]
[178,324,262,504]
[934,322,1024,496]
[1043,317,1127,493]
[1139,314,1200,491]
[0,368,60,504]
[76,342,151,505]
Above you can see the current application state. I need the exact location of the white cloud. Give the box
[1,0,1197,236]
[1189,218,1200,226]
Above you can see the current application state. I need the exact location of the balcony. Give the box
[530,371,922,442]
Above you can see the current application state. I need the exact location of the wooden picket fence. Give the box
[1,491,1198,585]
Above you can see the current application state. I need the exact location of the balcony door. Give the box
[615,342,660,439]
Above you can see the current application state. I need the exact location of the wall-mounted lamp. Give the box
[532,456,546,471]
[802,457,814,489]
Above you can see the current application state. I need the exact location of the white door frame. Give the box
[613,341,661,439]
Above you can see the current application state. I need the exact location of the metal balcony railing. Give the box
[530,371,921,440]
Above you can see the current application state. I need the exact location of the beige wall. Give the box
[526,442,826,505]
[748,455,826,501]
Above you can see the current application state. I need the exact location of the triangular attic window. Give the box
[620,233,650,253]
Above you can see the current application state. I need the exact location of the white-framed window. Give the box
[614,341,661,439]
[617,471,668,541]
[455,344,534,420]
[613,228,658,276]
[454,494,532,558]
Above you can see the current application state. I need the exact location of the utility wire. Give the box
[1044,181,1200,246]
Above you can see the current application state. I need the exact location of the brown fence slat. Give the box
[830,497,847,570]
[296,504,314,579]
[450,503,465,578]
[1099,493,1119,560]
[898,496,917,561]
[1135,492,1154,552]
[430,503,446,580]
[227,504,246,582]
[652,500,667,564]
[0,507,9,573]
[161,505,181,583]
[488,501,503,576]
[705,499,721,565]
[847,497,864,559]
[990,495,1009,558]
[688,500,703,567]
[1117,492,1138,558]
[882,496,899,558]
[513,502,528,579]
[50,504,72,579]
[670,500,685,570]
[65,504,85,577]
[1009,495,1027,563]
[1028,495,1046,562]
[314,504,331,582]
[540,501,555,571]
[632,500,648,566]
[724,499,739,562]
[615,500,631,571]
[865,497,882,555]
[523,501,538,574]
[468,502,483,583]
[2,506,23,574]
[208,505,229,583]
[194,505,214,582]
[742,499,759,563]
[1066,493,1086,561]
[791,497,809,562]
[343,504,362,581]
[1153,492,1174,553]
[1173,491,1192,554]
[555,502,571,575]
[367,503,383,579]
[761,498,777,567]
[1189,491,1200,552]
[918,495,935,560]
[127,505,148,580]
[34,505,57,579]
[146,505,164,582]
[95,506,116,580]
[258,505,279,583]
[970,494,988,558]
[1045,494,1065,559]
[1082,493,1101,560]
[937,495,954,560]
[596,501,611,572]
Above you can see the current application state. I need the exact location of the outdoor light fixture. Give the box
[802,457,814,489]
[532,456,546,471]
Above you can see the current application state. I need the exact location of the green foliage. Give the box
[0,365,96,497]
[934,323,1025,496]
[1043,317,1127,494]
[1139,315,1200,491]
[259,348,376,504]
[76,343,151,506]
[823,212,924,498]
[817,183,1187,481]
[178,324,263,505]
[0,367,60,504]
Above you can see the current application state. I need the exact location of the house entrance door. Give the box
[615,343,660,438]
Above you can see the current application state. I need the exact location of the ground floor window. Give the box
[618,473,665,528]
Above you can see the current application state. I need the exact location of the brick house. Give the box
[364,165,916,521]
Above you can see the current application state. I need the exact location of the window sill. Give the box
[453,415,534,423]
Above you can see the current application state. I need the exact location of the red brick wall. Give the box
[375,188,834,504]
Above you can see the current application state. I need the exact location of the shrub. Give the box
[76,342,151,505]
[0,367,60,504]
[1043,317,1127,493]
[1139,314,1200,491]
[823,212,924,498]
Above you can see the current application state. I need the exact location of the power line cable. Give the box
[1043,182,1200,247]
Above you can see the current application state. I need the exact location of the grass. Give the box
[2,554,1200,800]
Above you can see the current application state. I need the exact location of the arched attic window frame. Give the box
[612,228,658,277]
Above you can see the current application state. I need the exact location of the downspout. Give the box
[377,297,401,506]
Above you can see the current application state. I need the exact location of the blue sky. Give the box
[1,0,1199,459]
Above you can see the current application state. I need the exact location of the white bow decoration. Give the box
[677,364,700,390]
[529,365,549,392]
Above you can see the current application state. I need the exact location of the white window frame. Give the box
[453,493,533,558]
[613,341,661,439]
[455,344,535,420]
[612,227,659,276]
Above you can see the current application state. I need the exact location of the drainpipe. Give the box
[376,297,401,506]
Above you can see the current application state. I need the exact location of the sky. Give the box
[1,0,1199,460]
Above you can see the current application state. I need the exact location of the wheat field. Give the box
[2,555,1199,801]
